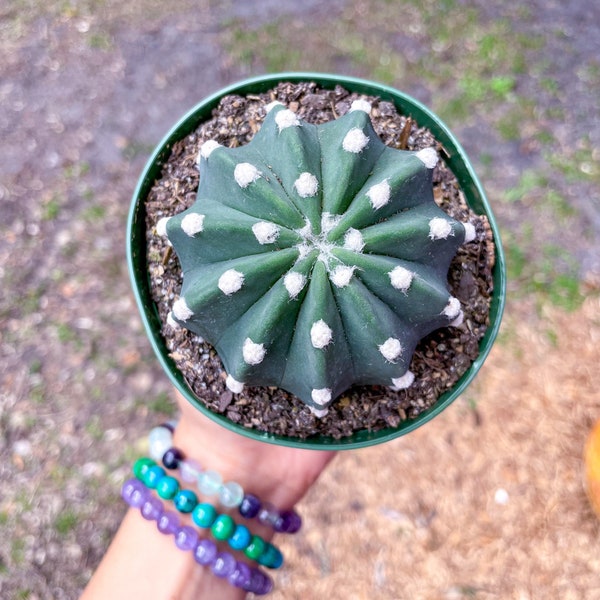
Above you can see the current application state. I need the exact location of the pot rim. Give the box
[127,72,506,450]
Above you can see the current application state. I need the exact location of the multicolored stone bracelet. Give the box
[133,457,284,570]
[148,423,302,534]
[121,478,273,595]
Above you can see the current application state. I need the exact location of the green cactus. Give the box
[160,100,476,416]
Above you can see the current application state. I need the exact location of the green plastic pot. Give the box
[127,72,506,450]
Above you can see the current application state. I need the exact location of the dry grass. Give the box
[273,296,600,599]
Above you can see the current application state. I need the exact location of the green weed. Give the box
[146,391,176,417]
[41,195,62,221]
[11,538,25,565]
[82,204,106,222]
[503,169,547,203]
[85,415,104,441]
[504,227,584,312]
[54,509,79,536]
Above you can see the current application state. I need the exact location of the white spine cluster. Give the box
[173,297,193,321]
[391,370,415,390]
[252,221,280,245]
[283,271,307,299]
[343,228,365,252]
[311,388,332,406]
[166,311,180,328]
[310,320,333,349]
[349,99,372,114]
[234,163,261,188]
[265,101,284,113]
[463,222,476,243]
[226,374,244,393]
[309,406,329,418]
[342,128,369,153]
[367,179,392,210]
[388,266,414,292]
[156,216,171,237]
[199,140,221,160]
[443,297,462,320]
[429,217,453,240]
[275,109,301,131]
[243,338,266,365]
[416,147,439,169]
[293,172,319,198]
[321,212,342,234]
[218,269,245,295]
[181,213,205,237]
[379,337,402,362]
[330,265,355,288]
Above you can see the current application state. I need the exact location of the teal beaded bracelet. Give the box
[133,457,284,569]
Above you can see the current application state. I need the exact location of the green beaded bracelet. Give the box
[132,456,284,569]
[244,535,266,561]
[211,514,236,541]
[173,489,198,513]
[192,502,218,528]
[156,475,180,500]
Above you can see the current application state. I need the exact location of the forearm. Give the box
[81,394,334,600]
[81,506,246,600]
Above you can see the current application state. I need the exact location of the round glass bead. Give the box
[248,569,273,595]
[157,510,180,535]
[143,465,166,489]
[194,538,218,566]
[244,535,266,561]
[174,489,198,513]
[162,447,184,470]
[258,542,283,569]
[211,514,235,541]
[121,478,148,508]
[257,503,279,528]
[141,496,163,521]
[218,481,244,508]
[179,458,202,483]
[228,561,252,590]
[192,502,217,528]
[228,524,252,551]
[198,469,222,496]
[211,552,236,578]
[239,493,261,519]
[156,475,179,500]
[132,457,155,480]
[274,509,302,534]
[175,525,199,551]
[148,426,173,461]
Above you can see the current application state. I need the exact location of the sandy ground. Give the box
[1,1,599,598]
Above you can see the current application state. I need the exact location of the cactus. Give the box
[160,101,476,416]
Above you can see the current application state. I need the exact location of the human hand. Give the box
[174,390,337,513]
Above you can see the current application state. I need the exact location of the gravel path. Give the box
[1,1,599,598]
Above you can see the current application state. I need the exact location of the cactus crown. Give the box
[162,101,475,416]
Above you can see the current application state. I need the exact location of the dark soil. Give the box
[144,81,494,440]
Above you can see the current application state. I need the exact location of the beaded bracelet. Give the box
[121,478,273,595]
[133,457,284,569]
[148,423,302,534]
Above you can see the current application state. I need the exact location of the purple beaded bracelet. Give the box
[122,478,273,595]
[148,423,302,534]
